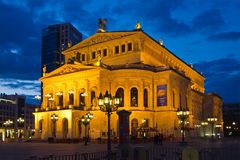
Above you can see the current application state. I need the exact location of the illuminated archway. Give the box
[62,118,68,139]
[75,119,82,138]
[131,118,138,137]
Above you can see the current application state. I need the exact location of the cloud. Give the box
[108,0,192,36]
[207,31,240,41]
[194,57,240,102]
[0,78,40,95]
[192,9,225,33]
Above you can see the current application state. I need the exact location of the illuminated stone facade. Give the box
[34,29,206,140]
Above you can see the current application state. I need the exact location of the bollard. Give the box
[182,147,199,160]
[133,146,148,160]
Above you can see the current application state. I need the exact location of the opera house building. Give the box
[34,24,222,141]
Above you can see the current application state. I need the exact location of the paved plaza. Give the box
[0,142,118,160]
[0,138,240,160]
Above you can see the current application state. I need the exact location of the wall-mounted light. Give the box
[45,93,51,97]
[81,92,87,97]
[56,92,63,96]
[68,90,74,94]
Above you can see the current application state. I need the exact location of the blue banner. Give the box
[157,84,167,106]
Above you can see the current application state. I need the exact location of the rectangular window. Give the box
[128,43,132,51]
[103,49,107,57]
[81,54,85,61]
[115,46,119,54]
[92,51,96,59]
[121,44,125,53]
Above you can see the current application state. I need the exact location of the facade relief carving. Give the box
[48,66,90,77]
[81,34,135,48]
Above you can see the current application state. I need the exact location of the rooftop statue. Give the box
[95,50,102,66]
[42,64,46,76]
[98,18,107,32]
[135,21,141,30]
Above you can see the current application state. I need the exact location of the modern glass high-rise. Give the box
[41,23,82,73]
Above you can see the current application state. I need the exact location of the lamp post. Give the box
[176,106,190,143]
[98,91,120,159]
[17,117,24,139]
[201,121,208,138]
[81,112,93,146]
[215,124,222,138]
[3,120,13,139]
[51,114,58,138]
[207,117,217,141]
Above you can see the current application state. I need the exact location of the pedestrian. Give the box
[159,133,163,145]
[154,134,158,144]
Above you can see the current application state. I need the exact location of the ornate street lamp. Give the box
[207,117,217,141]
[17,117,25,139]
[98,91,120,159]
[50,114,58,138]
[176,106,190,143]
[201,121,208,138]
[81,112,93,146]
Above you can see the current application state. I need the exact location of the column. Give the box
[125,78,130,110]
[74,81,78,107]
[42,86,46,110]
[139,80,144,110]
[85,79,90,110]
[52,86,56,109]
[63,83,68,108]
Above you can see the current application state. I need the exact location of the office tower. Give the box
[41,23,82,73]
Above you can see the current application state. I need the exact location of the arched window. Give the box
[91,91,96,106]
[130,87,138,107]
[56,92,63,107]
[69,92,74,105]
[116,88,124,107]
[79,92,86,107]
[75,120,82,138]
[131,119,138,137]
[144,89,148,108]
[62,118,68,139]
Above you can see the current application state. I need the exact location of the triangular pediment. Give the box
[40,64,97,80]
[64,31,138,53]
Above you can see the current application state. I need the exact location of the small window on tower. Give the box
[128,42,133,51]
[115,46,119,54]
[103,48,107,57]
[92,51,96,59]
[121,44,126,53]
[82,54,85,61]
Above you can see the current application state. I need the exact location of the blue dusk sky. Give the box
[0,0,239,103]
